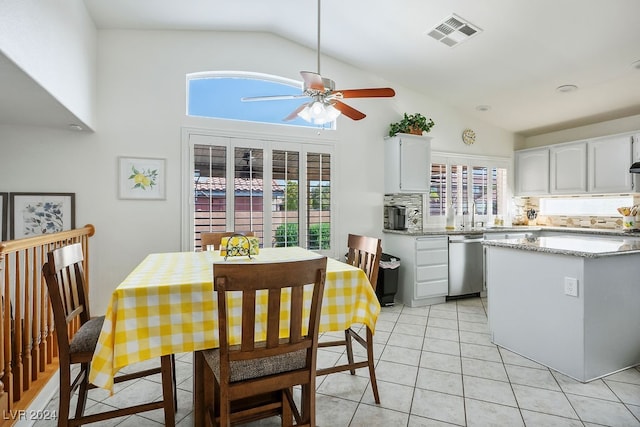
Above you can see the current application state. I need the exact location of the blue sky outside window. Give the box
[188,75,334,129]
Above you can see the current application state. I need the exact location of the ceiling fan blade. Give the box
[300,71,326,90]
[334,88,396,98]
[333,100,366,121]
[241,94,309,102]
[283,103,308,121]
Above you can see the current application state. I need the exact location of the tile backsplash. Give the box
[516,195,640,230]
[384,193,423,232]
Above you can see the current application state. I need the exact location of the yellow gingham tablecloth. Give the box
[89,247,381,390]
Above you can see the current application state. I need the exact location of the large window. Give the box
[185,131,333,253]
[429,153,509,225]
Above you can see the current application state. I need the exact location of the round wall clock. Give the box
[462,129,476,145]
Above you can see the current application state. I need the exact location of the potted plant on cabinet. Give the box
[388,113,435,137]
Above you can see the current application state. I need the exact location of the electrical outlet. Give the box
[564,277,578,297]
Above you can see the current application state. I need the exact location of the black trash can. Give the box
[376,253,400,307]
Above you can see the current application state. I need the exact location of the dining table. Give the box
[88,246,381,393]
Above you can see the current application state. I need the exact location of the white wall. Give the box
[0,29,515,314]
[0,0,97,128]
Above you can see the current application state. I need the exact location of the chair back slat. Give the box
[289,286,303,344]
[347,234,382,288]
[266,288,281,348]
[241,290,256,352]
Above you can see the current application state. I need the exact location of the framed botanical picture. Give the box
[0,192,7,241]
[118,157,166,200]
[10,192,76,239]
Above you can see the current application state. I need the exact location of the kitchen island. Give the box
[484,235,640,382]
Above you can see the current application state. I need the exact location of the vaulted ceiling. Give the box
[3,1,640,136]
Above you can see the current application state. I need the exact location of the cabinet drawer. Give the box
[416,238,447,250]
[416,248,448,265]
[417,264,448,282]
[416,280,448,298]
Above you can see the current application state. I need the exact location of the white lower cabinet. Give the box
[383,234,448,307]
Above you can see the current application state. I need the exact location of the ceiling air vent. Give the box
[426,14,482,47]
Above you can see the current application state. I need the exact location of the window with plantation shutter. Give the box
[428,153,508,226]
[186,131,333,254]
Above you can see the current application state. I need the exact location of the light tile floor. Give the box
[36,296,640,426]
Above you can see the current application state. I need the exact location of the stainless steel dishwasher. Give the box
[448,235,484,297]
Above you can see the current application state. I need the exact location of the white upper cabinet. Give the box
[550,142,588,194]
[516,131,638,195]
[384,134,432,193]
[515,148,549,195]
[587,135,633,193]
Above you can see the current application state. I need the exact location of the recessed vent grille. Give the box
[426,14,482,47]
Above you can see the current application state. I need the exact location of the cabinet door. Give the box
[515,148,550,195]
[550,142,587,194]
[414,237,448,299]
[588,136,633,193]
[399,135,430,192]
[384,134,431,193]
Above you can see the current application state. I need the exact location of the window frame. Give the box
[428,152,511,226]
[181,127,335,256]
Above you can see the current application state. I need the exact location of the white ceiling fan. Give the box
[241,0,395,124]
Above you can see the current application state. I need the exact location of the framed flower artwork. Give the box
[1,192,8,241]
[118,157,166,200]
[10,192,76,239]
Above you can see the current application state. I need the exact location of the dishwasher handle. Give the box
[449,237,484,244]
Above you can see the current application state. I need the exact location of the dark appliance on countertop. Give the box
[629,162,640,173]
[385,205,407,230]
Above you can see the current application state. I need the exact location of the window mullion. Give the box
[299,151,308,249]
[262,143,273,247]
[226,139,235,231]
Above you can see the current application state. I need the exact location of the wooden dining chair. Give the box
[200,231,255,251]
[42,243,177,427]
[316,234,382,404]
[194,257,327,427]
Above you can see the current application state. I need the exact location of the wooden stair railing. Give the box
[0,225,95,425]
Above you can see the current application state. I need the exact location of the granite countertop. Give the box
[382,226,540,236]
[383,226,640,238]
[482,235,640,258]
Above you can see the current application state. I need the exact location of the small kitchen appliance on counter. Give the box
[385,205,407,230]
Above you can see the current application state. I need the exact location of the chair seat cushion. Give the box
[203,348,307,382]
[69,316,105,354]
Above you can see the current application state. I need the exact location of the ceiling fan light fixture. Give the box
[298,99,341,125]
